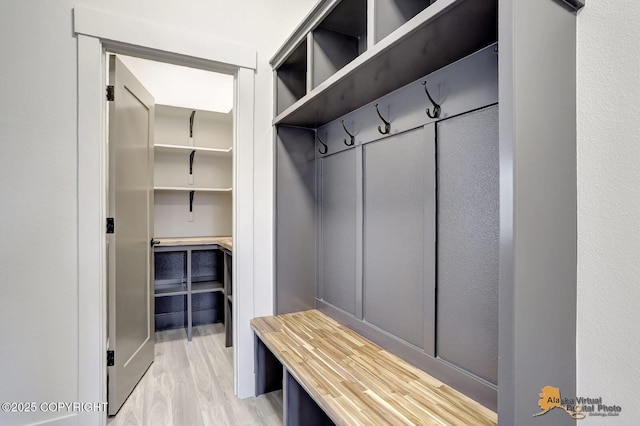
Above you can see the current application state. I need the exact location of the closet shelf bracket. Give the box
[189,150,196,175]
[189,110,196,138]
[189,190,195,212]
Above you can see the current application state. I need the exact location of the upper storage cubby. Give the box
[276,41,308,115]
[271,0,497,127]
[374,0,436,43]
[312,0,367,89]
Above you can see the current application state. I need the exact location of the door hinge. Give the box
[107,350,114,367]
[106,217,115,234]
[106,85,114,101]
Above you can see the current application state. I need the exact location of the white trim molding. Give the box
[74,6,257,70]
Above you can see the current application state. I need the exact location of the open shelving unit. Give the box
[154,246,225,341]
[374,0,437,43]
[311,0,368,89]
[275,41,308,116]
[153,103,233,341]
[154,104,232,238]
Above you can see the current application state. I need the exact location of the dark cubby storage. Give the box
[192,292,224,325]
[155,294,188,330]
[312,0,368,89]
[374,0,436,43]
[154,246,224,339]
[276,41,308,115]
[154,250,187,296]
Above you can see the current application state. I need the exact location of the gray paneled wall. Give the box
[436,106,499,385]
[319,149,357,314]
[276,126,317,314]
[363,127,434,349]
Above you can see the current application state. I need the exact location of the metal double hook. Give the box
[341,120,355,146]
[422,81,441,119]
[375,104,390,135]
[317,132,328,155]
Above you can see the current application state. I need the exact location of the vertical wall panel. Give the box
[276,126,316,314]
[320,150,357,315]
[436,105,499,385]
[363,127,431,348]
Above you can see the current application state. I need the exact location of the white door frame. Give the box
[75,7,257,425]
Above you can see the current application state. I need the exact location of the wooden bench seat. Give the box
[251,309,497,426]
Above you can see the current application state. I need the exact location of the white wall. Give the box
[0,1,315,425]
[577,2,640,423]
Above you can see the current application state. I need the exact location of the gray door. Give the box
[107,55,155,415]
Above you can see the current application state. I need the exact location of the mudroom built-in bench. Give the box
[251,310,497,426]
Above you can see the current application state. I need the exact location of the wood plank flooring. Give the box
[108,323,282,426]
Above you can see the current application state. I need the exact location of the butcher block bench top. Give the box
[250,309,497,426]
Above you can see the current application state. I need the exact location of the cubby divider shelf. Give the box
[191,280,224,294]
[272,0,497,128]
[154,282,187,297]
[275,41,308,115]
[374,0,437,43]
[154,243,229,341]
[311,0,367,89]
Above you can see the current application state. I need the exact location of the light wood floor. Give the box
[108,323,283,426]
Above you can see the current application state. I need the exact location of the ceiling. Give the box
[117,54,234,113]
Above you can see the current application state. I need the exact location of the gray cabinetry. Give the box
[154,244,225,341]
[273,0,580,419]
[222,248,233,347]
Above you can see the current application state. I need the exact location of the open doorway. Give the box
[75,7,259,425]
[105,53,242,419]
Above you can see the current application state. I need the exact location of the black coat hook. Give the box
[317,132,328,155]
[189,190,195,212]
[422,81,441,119]
[375,104,390,135]
[341,120,355,146]
[189,110,196,137]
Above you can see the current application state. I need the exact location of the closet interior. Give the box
[153,106,233,342]
[116,55,235,343]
